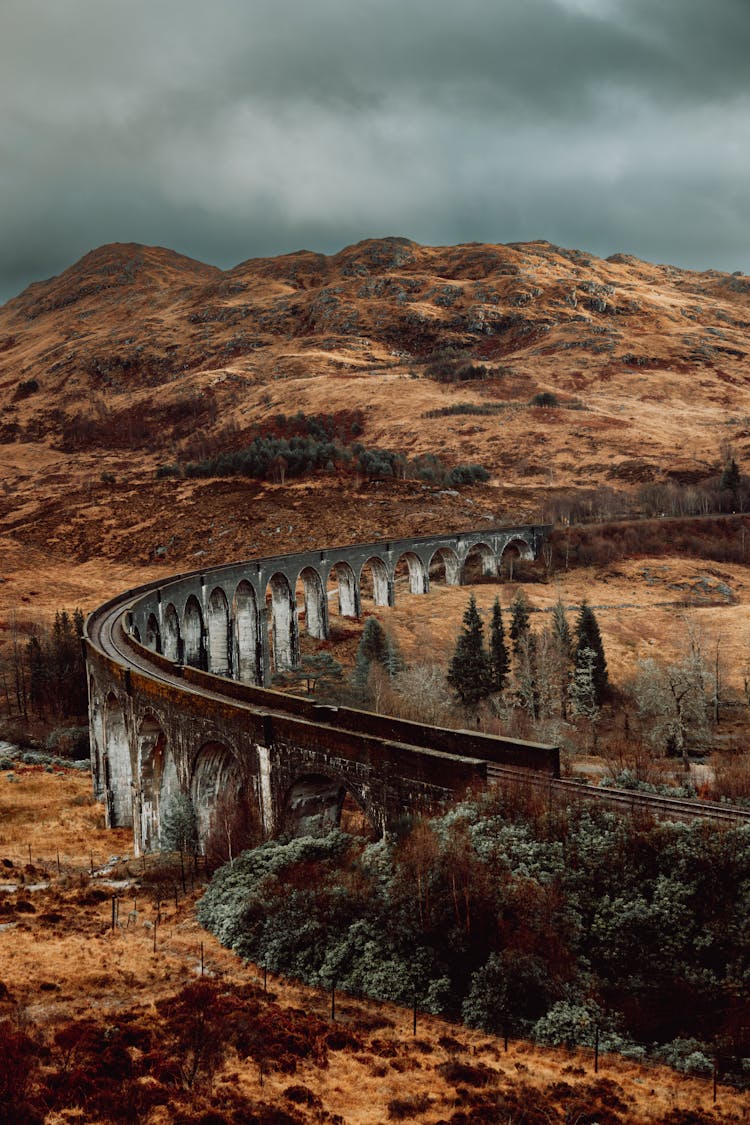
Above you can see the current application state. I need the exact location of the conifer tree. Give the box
[352,617,403,697]
[573,600,608,706]
[551,597,573,719]
[509,590,531,656]
[160,792,199,892]
[719,456,742,509]
[551,598,572,657]
[569,645,601,750]
[25,607,87,719]
[447,595,493,708]
[489,597,509,693]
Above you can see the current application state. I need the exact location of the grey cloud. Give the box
[1,0,749,302]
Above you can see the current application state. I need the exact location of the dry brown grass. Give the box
[1,768,749,1123]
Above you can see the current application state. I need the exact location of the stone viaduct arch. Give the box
[86,523,557,857]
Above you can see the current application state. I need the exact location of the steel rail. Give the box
[486,764,750,826]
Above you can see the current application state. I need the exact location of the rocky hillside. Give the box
[1,237,749,482]
[1,237,750,619]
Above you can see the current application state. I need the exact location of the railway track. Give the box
[486,764,750,826]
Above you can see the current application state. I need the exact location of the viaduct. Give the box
[85,525,561,856]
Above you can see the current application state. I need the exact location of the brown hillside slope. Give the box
[0,237,749,633]
[1,238,749,485]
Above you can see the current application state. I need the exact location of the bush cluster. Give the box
[423,403,511,418]
[549,513,750,571]
[529,391,559,408]
[423,348,489,383]
[15,378,39,398]
[155,409,490,487]
[199,796,750,1073]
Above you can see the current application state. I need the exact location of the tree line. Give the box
[0,609,87,724]
[321,592,733,796]
[445,594,607,740]
[155,408,489,487]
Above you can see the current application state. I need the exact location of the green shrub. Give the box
[446,464,490,486]
[529,391,559,408]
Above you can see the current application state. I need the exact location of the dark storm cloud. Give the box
[2,0,749,301]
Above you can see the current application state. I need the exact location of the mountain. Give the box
[1,236,749,594]
[1,236,749,476]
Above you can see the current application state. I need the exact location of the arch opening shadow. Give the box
[138,713,177,853]
[145,613,161,653]
[326,562,359,619]
[183,595,206,669]
[191,741,258,866]
[394,551,427,597]
[283,773,376,839]
[207,587,231,676]
[462,543,497,584]
[500,537,534,580]
[296,567,328,640]
[428,547,460,587]
[163,603,181,662]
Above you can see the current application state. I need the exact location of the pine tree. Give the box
[447,595,493,708]
[551,598,572,657]
[352,617,402,697]
[26,634,47,718]
[569,645,601,750]
[509,591,531,656]
[551,598,573,719]
[383,631,405,677]
[160,792,199,892]
[359,617,388,665]
[489,597,509,693]
[25,606,87,719]
[719,457,741,506]
[574,600,608,706]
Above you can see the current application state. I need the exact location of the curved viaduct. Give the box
[85,525,561,856]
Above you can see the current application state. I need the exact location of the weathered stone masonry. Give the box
[86,525,558,856]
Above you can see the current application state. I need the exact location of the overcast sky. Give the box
[2,0,749,302]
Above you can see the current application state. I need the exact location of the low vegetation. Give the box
[198,791,750,1081]
[156,410,490,486]
[4,769,744,1123]
[423,347,490,383]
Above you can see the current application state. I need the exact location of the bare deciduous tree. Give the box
[631,648,710,763]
